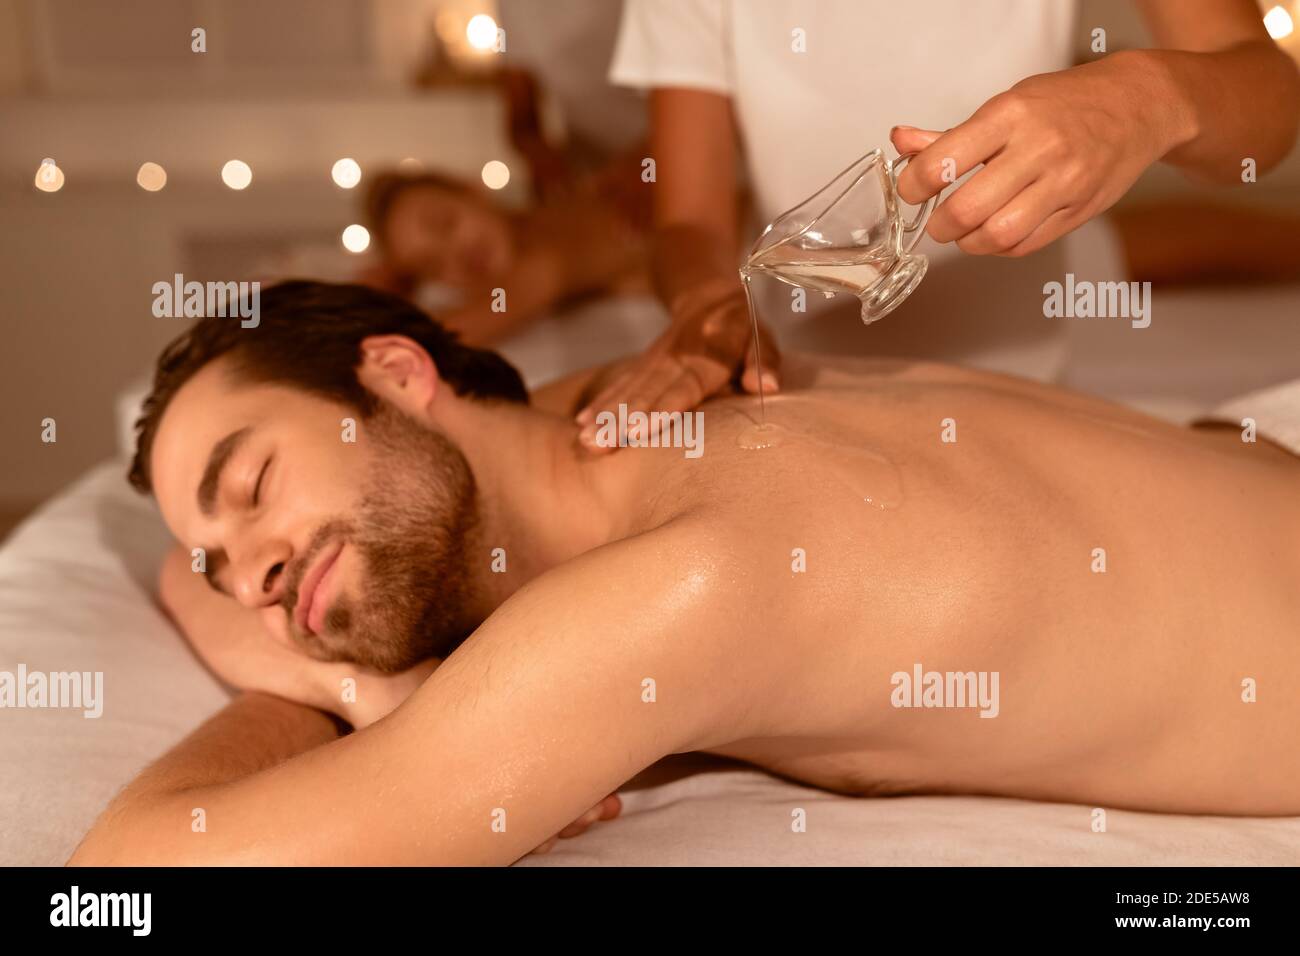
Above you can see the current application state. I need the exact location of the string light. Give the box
[136,162,167,192]
[34,158,64,192]
[331,158,362,189]
[341,224,370,253]
[221,160,252,190]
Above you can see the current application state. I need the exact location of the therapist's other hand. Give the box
[574,277,780,451]
[892,53,1184,258]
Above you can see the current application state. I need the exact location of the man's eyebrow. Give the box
[197,426,253,517]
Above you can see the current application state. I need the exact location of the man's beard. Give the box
[286,405,482,672]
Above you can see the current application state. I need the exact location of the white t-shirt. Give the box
[610,0,1076,260]
[609,0,1083,380]
[608,0,1076,234]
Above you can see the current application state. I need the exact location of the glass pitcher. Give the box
[743,149,937,324]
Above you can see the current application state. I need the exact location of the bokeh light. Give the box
[1264,5,1294,39]
[481,160,510,190]
[34,159,64,192]
[341,224,371,254]
[466,14,499,50]
[221,160,253,190]
[136,162,167,192]
[331,158,362,189]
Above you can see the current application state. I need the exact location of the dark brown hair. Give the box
[128,279,527,494]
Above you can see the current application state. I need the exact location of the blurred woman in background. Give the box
[360,166,647,347]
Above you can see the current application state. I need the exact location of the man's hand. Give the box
[574,277,780,451]
[530,793,622,856]
[892,51,1191,258]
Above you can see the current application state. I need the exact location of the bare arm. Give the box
[893,0,1300,256]
[1138,0,1300,180]
[67,691,343,865]
[647,87,742,309]
[69,522,743,865]
[573,87,778,442]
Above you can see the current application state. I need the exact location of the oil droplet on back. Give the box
[827,442,903,510]
[737,422,786,450]
[735,419,903,509]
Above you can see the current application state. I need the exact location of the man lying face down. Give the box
[73,280,1300,864]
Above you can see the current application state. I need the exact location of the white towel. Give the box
[1198,378,1300,455]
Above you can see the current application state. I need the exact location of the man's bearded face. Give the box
[151,361,483,673]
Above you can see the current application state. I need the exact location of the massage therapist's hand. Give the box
[157,545,438,730]
[891,52,1192,258]
[574,276,780,451]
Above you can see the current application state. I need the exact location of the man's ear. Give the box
[355,335,440,416]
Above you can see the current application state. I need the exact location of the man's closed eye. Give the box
[251,458,271,508]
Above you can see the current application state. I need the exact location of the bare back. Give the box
[614,355,1300,815]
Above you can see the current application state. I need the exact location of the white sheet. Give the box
[0,462,228,866]
[525,756,1300,866]
[4,461,1300,866]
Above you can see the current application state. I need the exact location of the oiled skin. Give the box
[614,355,1300,815]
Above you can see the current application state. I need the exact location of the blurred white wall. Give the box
[0,0,28,94]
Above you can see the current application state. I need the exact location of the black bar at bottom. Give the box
[0,865,1288,941]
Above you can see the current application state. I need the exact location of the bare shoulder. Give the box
[130,518,770,864]
[435,515,763,748]
[529,357,638,418]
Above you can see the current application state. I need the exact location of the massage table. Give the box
[5,222,1300,865]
